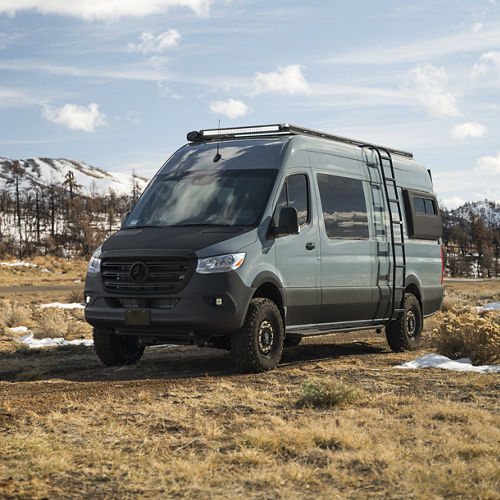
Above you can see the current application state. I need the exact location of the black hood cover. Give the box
[101,226,252,257]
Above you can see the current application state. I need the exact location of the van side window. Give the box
[275,174,310,226]
[413,196,437,215]
[317,174,369,239]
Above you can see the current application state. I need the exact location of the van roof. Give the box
[186,123,414,159]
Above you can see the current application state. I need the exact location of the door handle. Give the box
[305,242,316,251]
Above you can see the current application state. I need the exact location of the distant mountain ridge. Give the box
[446,200,500,229]
[0,157,149,196]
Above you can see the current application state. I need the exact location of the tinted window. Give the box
[414,197,426,214]
[274,174,309,226]
[414,196,436,215]
[424,198,436,215]
[317,174,369,239]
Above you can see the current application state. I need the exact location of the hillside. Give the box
[442,200,500,278]
[0,157,150,257]
[447,200,500,229]
[0,157,149,196]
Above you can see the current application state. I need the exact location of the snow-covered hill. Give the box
[447,200,500,229]
[0,157,149,196]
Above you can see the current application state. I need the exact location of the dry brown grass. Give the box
[433,305,500,365]
[31,307,91,340]
[0,299,33,328]
[67,288,84,303]
[0,361,498,499]
[0,277,499,498]
[0,255,88,287]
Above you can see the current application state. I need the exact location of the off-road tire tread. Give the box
[93,328,144,366]
[231,298,284,373]
[385,293,422,352]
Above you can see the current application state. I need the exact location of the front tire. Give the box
[385,293,423,352]
[231,298,284,373]
[93,328,145,366]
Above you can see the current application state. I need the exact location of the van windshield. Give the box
[123,169,278,228]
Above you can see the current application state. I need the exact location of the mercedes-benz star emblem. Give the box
[129,262,148,283]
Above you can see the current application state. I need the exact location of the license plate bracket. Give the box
[125,309,150,326]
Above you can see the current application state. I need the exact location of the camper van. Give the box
[84,124,444,372]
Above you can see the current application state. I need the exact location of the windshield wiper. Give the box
[172,223,233,227]
[123,225,163,229]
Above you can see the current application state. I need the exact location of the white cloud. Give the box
[476,151,500,173]
[473,22,483,33]
[127,30,181,54]
[442,196,466,210]
[253,64,309,95]
[471,51,500,78]
[209,98,249,119]
[157,82,182,99]
[43,103,108,132]
[323,25,500,65]
[0,0,212,19]
[451,122,487,139]
[433,167,500,204]
[0,87,45,108]
[408,64,460,117]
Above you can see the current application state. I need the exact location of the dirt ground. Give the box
[0,278,499,499]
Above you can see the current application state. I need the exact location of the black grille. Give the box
[101,259,191,293]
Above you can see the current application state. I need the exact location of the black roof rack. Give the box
[186,123,413,159]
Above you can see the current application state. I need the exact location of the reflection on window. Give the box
[124,169,277,227]
[274,174,309,226]
[317,174,369,239]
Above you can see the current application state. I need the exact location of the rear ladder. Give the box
[361,145,407,320]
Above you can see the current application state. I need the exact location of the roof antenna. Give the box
[213,119,222,162]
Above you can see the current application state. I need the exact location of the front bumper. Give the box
[84,268,253,339]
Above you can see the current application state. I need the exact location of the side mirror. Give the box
[273,206,299,237]
[121,211,131,228]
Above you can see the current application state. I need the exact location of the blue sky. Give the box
[0,0,499,208]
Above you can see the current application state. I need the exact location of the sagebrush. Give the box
[0,299,32,328]
[296,379,363,408]
[433,305,500,365]
[31,307,91,339]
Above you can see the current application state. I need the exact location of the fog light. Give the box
[214,298,223,306]
[85,295,91,304]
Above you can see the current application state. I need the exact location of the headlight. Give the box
[88,245,102,273]
[196,253,246,274]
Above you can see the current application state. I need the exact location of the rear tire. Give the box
[93,328,145,366]
[231,298,284,373]
[385,293,422,352]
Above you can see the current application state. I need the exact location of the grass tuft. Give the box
[0,299,33,328]
[67,288,84,304]
[31,307,91,340]
[296,379,363,409]
[433,305,500,365]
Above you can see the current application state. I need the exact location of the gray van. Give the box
[84,124,444,372]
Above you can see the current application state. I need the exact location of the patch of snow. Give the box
[0,261,37,267]
[39,302,85,309]
[477,302,500,312]
[16,333,93,348]
[74,279,82,283]
[9,326,29,333]
[41,269,51,273]
[395,353,500,373]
